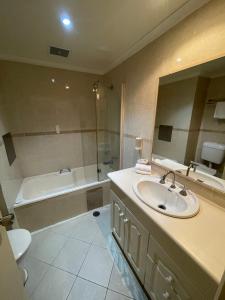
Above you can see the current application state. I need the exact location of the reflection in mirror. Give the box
[152,56,225,192]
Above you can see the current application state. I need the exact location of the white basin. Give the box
[133,176,200,218]
[176,169,225,191]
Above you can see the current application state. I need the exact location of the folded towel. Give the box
[214,102,225,119]
[137,158,149,165]
[135,163,151,174]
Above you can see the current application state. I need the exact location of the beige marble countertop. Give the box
[108,168,225,284]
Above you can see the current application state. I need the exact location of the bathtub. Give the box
[14,164,111,231]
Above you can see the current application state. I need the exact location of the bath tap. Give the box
[59,168,71,174]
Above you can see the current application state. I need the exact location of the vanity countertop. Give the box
[108,168,225,284]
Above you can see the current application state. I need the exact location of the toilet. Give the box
[7,229,32,284]
[200,142,225,174]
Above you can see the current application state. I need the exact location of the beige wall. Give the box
[195,75,225,175]
[104,0,225,168]
[0,61,100,177]
[153,77,198,163]
[0,86,23,210]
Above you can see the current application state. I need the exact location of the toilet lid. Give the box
[7,229,32,261]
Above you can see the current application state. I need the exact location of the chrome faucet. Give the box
[186,161,199,176]
[59,168,71,174]
[159,171,176,189]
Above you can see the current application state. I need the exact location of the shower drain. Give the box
[93,211,100,217]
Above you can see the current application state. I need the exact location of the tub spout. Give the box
[59,168,71,174]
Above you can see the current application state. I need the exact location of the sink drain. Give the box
[158,204,166,210]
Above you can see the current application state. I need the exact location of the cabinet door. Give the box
[124,208,148,283]
[149,261,189,300]
[145,237,192,300]
[111,190,125,248]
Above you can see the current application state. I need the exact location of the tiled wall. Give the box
[0,90,23,210]
[104,0,225,169]
[0,60,101,177]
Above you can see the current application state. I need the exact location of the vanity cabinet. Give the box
[124,208,148,282]
[145,237,190,300]
[111,190,148,282]
[111,188,206,300]
[111,190,126,248]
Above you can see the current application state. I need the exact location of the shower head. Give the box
[92,81,99,93]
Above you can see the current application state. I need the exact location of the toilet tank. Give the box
[201,142,225,164]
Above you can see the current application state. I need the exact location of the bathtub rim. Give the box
[14,170,110,208]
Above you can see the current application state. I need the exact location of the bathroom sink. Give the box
[133,176,199,218]
[176,169,225,191]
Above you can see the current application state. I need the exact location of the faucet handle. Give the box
[170,183,176,189]
[179,185,187,196]
[190,161,199,171]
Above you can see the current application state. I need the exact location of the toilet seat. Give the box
[7,229,32,261]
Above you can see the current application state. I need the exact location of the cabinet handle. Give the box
[123,218,129,223]
[166,275,173,284]
[119,213,124,217]
[162,291,170,299]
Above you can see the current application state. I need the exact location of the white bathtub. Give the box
[15,164,110,208]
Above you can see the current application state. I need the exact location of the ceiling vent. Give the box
[49,46,70,57]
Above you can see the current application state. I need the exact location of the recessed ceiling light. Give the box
[62,18,71,26]
[176,57,182,62]
[51,78,55,83]
[65,84,70,90]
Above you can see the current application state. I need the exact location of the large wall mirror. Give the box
[152,56,225,192]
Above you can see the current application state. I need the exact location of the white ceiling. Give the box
[0,0,210,74]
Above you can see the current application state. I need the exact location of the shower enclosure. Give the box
[0,61,121,217]
[93,81,121,181]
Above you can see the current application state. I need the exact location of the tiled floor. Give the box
[19,205,148,300]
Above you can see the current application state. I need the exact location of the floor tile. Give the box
[70,218,100,243]
[51,213,93,236]
[92,225,110,248]
[67,277,106,300]
[31,266,75,300]
[23,205,146,300]
[79,244,114,287]
[110,252,148,300]
[27,230,67,264]
[108,236,124,261]
[52,238,90,274]
[51,219,79,237]
[19,255,49,297]
[106,290,133,300]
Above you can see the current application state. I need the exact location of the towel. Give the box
[137,158,149,165]
[135,163,151,174]
[214,102,225,119]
